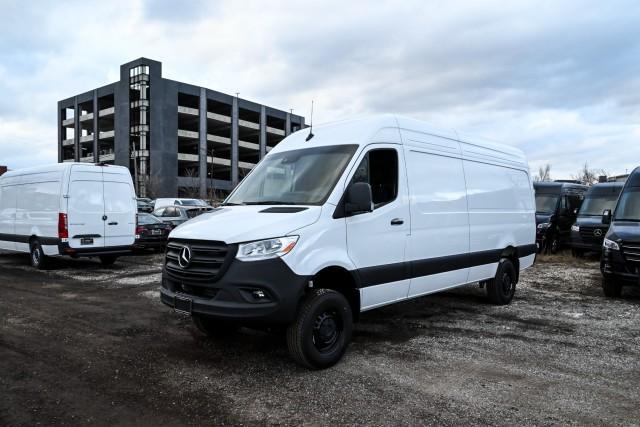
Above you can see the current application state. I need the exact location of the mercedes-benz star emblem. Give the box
[594,229,602,237]
[178,246,192,268]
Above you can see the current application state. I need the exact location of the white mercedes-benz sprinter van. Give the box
[0,163,137,268]
[161,115,536,369]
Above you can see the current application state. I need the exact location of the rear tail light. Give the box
[58,213,68,239]
[136,226,145,235]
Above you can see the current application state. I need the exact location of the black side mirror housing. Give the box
[345,182,373,215]
[602,209,612,225]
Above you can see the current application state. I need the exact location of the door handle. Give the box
[390,218,404,226]
[108,222,118,226]
[102,215,108,221]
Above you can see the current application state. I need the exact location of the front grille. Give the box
[579,226,606,242]
[165,239,232,283]
[621,242,640,266]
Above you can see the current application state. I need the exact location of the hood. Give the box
[169,205,322,243]
[606,221,640,242]
[536,213,553,224]
[575,216,607,227]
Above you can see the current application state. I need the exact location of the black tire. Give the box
[486,258,517,305]
[549,236,559,254]
[602,277,622,298]
[99,255,118,266]
[286,288,353,370]
[29,240,48,270]
[192,315,239,337]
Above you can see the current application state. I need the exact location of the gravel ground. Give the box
[1,251,639,426]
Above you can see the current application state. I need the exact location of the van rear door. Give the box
[102,168,136,248]
[67,166,106,249]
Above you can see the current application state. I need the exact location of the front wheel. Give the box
[29,240,48,270]
[602,277,622,298]
[99,255,118,266]
[286,288,353,370]
[486,258,517,305]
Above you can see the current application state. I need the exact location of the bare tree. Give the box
[571,162,608,185]
[534,163,552,182]
[178,168,200,198]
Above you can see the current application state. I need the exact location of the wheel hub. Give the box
[502,273,513,295]
[313,311,340,352]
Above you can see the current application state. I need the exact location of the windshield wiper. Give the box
[222,202,245,206]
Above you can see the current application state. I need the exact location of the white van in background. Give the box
[160,115,536,369]
[0,163,137,268]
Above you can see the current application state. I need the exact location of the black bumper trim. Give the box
[161,257,309,325]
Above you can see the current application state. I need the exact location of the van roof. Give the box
[270,114,528,168]
[534,181,588,194]
[1,163,129,178]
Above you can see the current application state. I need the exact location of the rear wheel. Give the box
[99,255,118,266]
[486,258,517,305]
[549,236,559,254]
[29,240,48,270]
[192,315,239,337]
[602,277,622,298]
[287,288,353,370]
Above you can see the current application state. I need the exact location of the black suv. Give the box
[601,167,640,297]
[570,182,624,256]
[534,181,588,253]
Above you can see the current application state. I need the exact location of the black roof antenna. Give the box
[305,100,314,141]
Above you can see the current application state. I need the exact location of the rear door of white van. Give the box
[102,168,136,248]
[67,165,106,249]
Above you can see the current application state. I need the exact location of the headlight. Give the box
[537,222,550,229]
[236,236,299,261]
[571,225,580,232]
[603,238,619,251]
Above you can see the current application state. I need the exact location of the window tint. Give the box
[163,207,178,217]
[69,180,104,213]
[104,182,133,213]
[350,149,398,208]
[138,214,161,225]
[153,208,165,216]
[567,195,582,212]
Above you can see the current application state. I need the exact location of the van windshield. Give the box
[535,194,558,214]
[614,188,640,221]
[225,145,358,206]
[579,193,619,216]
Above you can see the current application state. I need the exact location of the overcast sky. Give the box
[1,0,639,178]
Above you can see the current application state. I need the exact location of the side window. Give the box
[560,196,568,210]
[163,207,177,217]
[350,149,398,209]
[568,195,582,211]
[154,208,165,216]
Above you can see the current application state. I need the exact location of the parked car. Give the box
[600,166,640,297]
[153,198,210,210]
[152,205,211,227]
[160,115,536,369]
[570,182,624,256]
[137,199,154,213]
[534,181,588,253]
[134,213,172,251]
[0,163,136,268]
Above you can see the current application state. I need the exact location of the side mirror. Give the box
[602,209,612,225]
[345,182,373,215]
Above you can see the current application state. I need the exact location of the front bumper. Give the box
[570,231,603,252]
[601,249,640,286]
[160,257,309,325]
